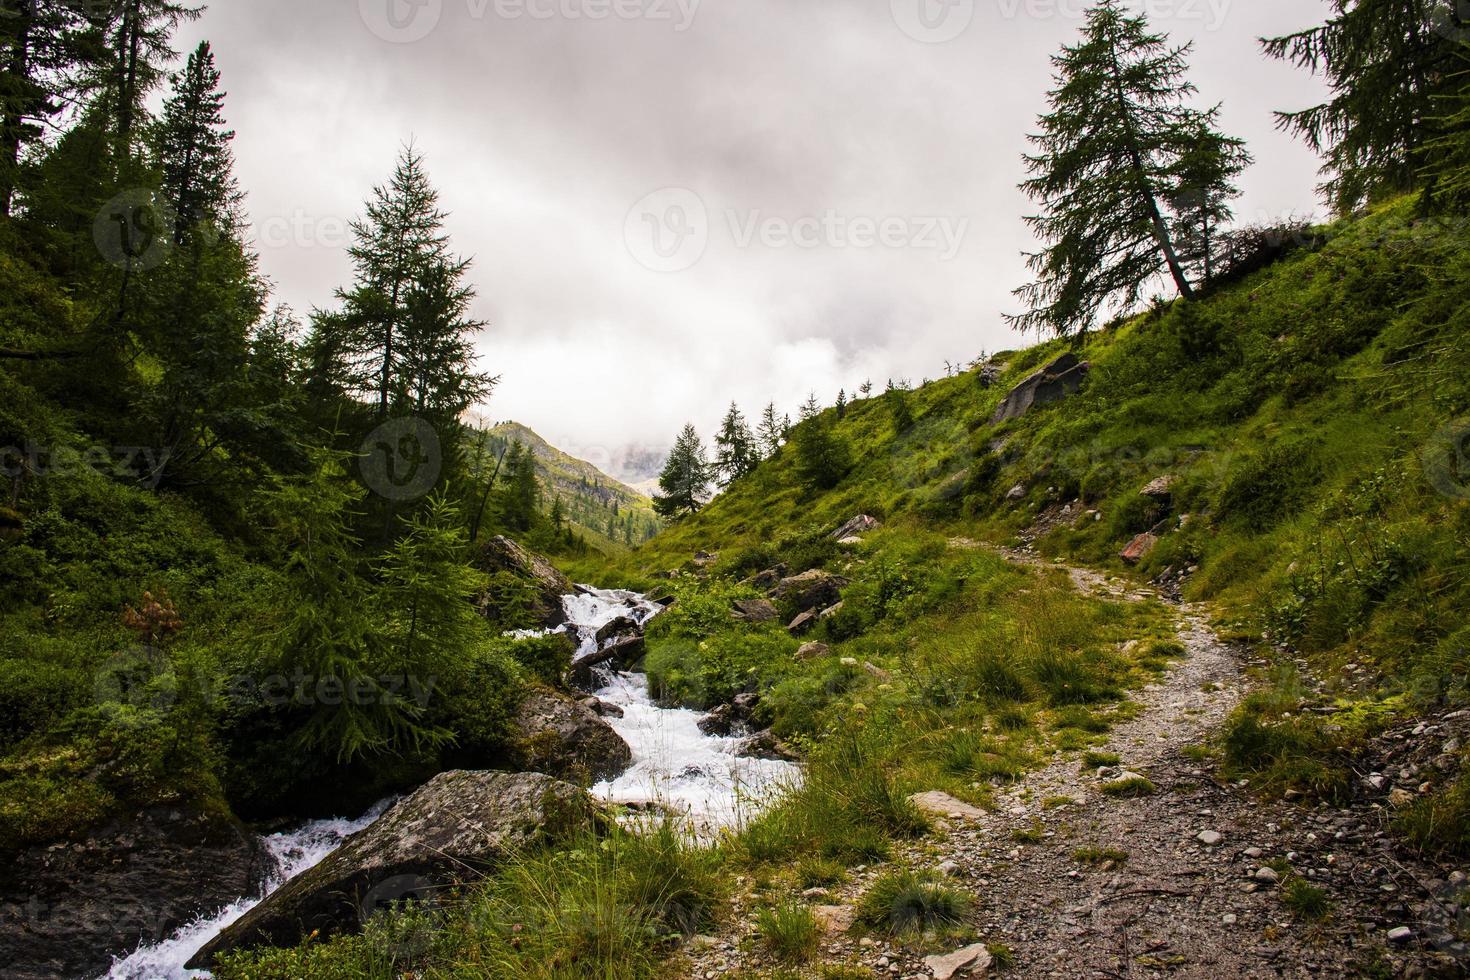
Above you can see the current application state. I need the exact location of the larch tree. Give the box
[1011,0,1247,336]
[713,402,758,485]
[757,402,785,458]
[1263,0,1467,213]
[653,424,712,519]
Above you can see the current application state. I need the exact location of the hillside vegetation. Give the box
[481,421,660,549]
[614,194,1470,846]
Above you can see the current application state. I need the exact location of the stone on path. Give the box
[910,790,987,821]
[814,904,856,935]
[1196,830,1223,846]
[924,942,993,979]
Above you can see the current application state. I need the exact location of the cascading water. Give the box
[102,585,797,977]
[102,799,392,979]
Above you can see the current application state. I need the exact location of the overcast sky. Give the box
[175,0,1332,478]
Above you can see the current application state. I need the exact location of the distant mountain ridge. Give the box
[483,422,661,546]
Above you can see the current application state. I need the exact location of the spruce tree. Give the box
[498,441,539,532]
[653,423,711,519]
[835,389,848,419]
[334,146,456,418]
[1264,0,1466,212]
[1011,0,1246,335]
[713,402,758,485]
[155,41,238,244]
[757,402,784,458]
[1167,117,1250,285]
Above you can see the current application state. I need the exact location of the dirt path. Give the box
[681,555,1468,979]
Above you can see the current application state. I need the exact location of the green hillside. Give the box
[612,193,1470,835]
[480,421,661,548]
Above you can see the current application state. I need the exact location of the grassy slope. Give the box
[603,193,1470,832]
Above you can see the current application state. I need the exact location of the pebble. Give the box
[1221,913,1238,925]
[1255,867,1281,884]
[1388,926,1414,943]
[1243,847,1263,859]
[1197,830,1223,846]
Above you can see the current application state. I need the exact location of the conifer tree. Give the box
[1263,0,1466,212]
[793,406,851,491]
[757,402,784,458]
[86,0,201,169]
[713,402,758,485]
[332,146,455,418]
[498,441,539,532]
[835,388,848,419]
[377,493,481,718]
[0,0,100,218]
[155,41,238,244]
[1011,0,1246,335]
[653,423,711,519]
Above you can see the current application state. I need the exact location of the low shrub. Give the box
[855,869,969,935]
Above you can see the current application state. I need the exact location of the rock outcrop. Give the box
[2,807,268,980]
[474,536,575,628]
[567,634,647,689]
[513,686,632,780]
[990,352,1091,425]
[770,569,846,613]
[731,598,780,624]
[829,514,881,540]
[188,772,599,968]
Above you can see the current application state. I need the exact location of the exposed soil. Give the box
[678,550,1470,979]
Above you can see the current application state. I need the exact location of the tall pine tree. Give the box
[155,41,238,244]
[1011,0,1246,336]
[653,424,711,519]
[713,402,758,485]
[757,402,784,458]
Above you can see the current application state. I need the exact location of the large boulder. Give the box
[188,772,599,968]
[990,352,1091,425]
[474,536,574,628]
[769,569,846,613]
[1,807,268,980]
[513,686,632,780]
[731,598,780,624]
[1121,532,1159,565]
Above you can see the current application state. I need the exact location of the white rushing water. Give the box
[103,799,393,980]
[103,585,797,977]
[546,585,800,827]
